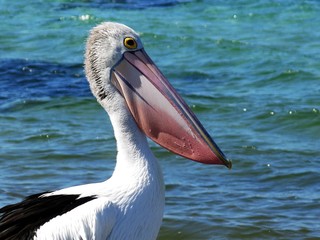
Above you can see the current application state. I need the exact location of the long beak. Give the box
[111,49,231,168]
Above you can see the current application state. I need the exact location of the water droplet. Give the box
[79,14,90,21]
[22,66,30,72]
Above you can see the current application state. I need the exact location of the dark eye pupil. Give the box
[127,39,134,46]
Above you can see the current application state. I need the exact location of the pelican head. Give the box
[85,22,231,168]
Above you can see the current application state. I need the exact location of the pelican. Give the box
[0,22,231,240]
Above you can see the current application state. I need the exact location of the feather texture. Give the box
[0,193,96,240]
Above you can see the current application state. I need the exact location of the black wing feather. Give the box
[0,191,96,240]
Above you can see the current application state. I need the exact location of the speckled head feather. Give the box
[84,22,142,101]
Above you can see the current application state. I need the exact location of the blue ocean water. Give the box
[0,0,319,239]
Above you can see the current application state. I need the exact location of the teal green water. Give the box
[1,0,319,239]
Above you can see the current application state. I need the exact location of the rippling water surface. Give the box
[1,0,319,239]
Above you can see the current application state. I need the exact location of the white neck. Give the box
[99,97,165,239]
[99,96,164,189]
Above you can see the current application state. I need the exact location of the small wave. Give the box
[0,59,91,105]
[0,98,51,112]
[59,0,190,10]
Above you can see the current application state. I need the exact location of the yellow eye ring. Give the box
[124,37,137,49]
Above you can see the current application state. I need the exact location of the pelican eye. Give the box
[124,37,137,49]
